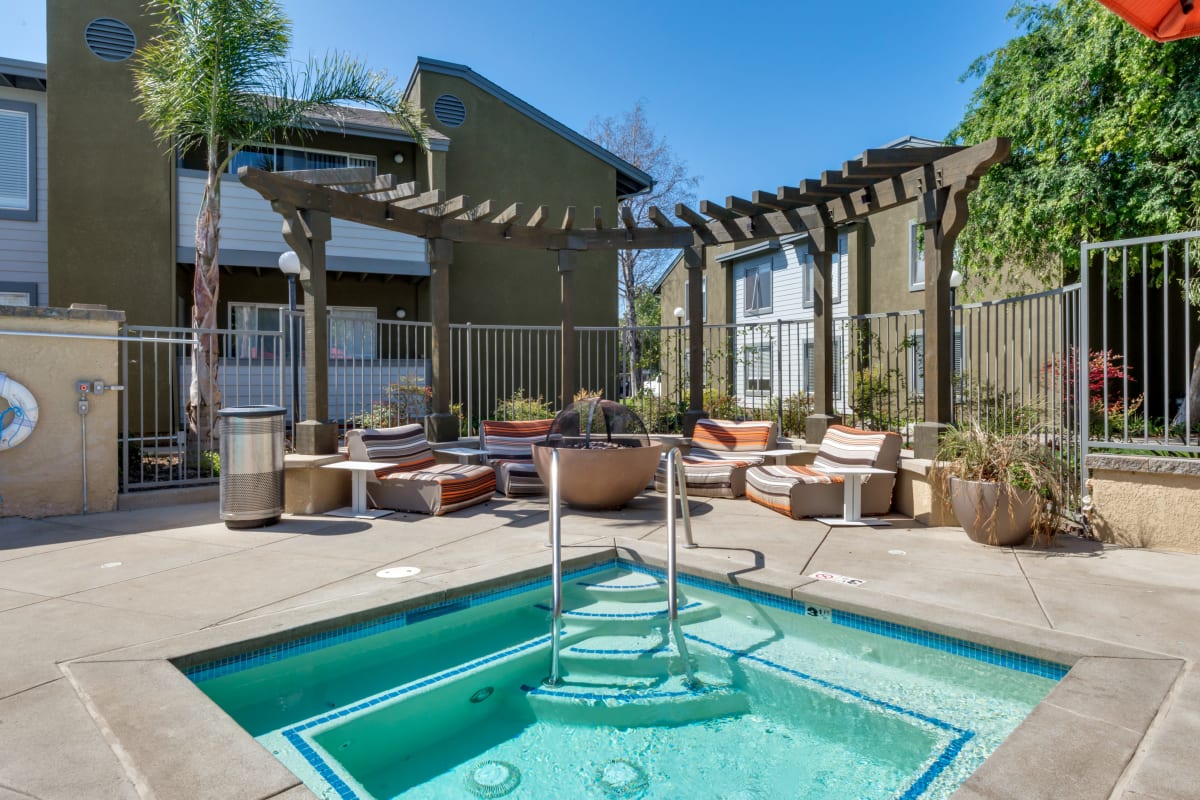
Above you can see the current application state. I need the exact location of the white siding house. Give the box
[0,59,47,306]
[726,232,851,410]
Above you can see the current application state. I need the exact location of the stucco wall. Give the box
[0,306,124,517]
[47,0,176,325]
[1086,454,1200,554]
[413,70,618,327]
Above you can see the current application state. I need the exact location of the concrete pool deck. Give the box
[0,494,1196,800]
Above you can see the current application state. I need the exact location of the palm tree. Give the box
[132,0,426,447]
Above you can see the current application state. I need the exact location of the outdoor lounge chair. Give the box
[745,424,901,519]
[345,424,496,516]
[479,418,555,496]
[654,418,778,498]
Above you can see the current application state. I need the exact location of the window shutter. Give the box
[0,109,29,210]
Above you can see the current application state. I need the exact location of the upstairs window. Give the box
[909,220,925,290]
[0,100,36,220]
[805,235,847,307]
[743,259,773,315]
[228,143,376,176]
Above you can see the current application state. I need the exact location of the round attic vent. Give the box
[433,94,467,127]
[84,18,137,62]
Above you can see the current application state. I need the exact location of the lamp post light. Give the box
[949,269,964,308]
[673,306,685,409]
[278,250,302,429]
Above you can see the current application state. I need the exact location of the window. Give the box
[909,220,925,291]
[908,329,965,395]
[746,343,772,393]
[229,303,377,359]
[802,245,814,309]
[802,235,847,308]
[743,259,772,315]
[230,303,284,360]
[228,143,376,175]
[0,282,37,306]
[804,338,846,399]
[683,276,707,322]
[0,100,36,221]
[328,307,376,359]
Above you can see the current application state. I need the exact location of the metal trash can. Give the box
[218,405,285,528]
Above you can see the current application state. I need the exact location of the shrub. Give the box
[493,389,554,421]
[353,380,432,429]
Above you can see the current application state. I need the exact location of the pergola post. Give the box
[683,244,708,436]
[425,237,459,442]
[557,249,578,408]
[914,179,976,460]
[806,222,841,444]
[279,205,336,455]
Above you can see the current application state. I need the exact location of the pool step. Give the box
[568,572,669,603]
[533,598,719,631]
[523,670,746,727]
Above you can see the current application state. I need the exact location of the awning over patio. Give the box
[1096,0,1200,42]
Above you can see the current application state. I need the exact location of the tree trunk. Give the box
[187,163,223,454]
[1171,341,1200,430]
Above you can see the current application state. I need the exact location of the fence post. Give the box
[465,323,473,436]
[1079,242,1090,503]
[776,317,784,433]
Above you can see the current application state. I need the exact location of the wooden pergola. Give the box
[240,136,1009,458]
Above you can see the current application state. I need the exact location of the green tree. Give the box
[952,0,1200,423]
[628,288,662,386]
[133,0,425,444]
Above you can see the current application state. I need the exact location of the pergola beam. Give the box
[860,145,963,168]
[392,189,446,211]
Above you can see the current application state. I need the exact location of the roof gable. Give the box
[406,57,652,198]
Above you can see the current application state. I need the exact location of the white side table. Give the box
[811,465,893,527]
[746,448,800,465]
[320,460,398,519]
[437,447,487,465]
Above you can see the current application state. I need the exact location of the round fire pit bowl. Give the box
[532,398,661,510]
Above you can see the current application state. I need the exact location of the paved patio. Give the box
[0,493,1196,800]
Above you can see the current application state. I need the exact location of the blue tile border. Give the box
[182,560,615,682]
[184,556,1067,685]
[686,633,975,800]
[282,633,553,800]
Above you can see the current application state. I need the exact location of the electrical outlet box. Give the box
[77,399,90,415]
[76,380,92,394]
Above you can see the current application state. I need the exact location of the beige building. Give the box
[33,0,650,334]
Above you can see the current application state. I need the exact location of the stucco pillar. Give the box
[558,249,578,408]
[425,237,458,442]
[280,207,336,455]
[914,180,974,460]
[806,223,841,444]
[683,245,709,436]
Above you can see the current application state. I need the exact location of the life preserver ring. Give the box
[0,372,38,449]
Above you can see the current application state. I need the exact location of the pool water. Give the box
[188,562,1066,800]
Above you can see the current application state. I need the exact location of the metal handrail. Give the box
[665,447,698,687]
[545,447,563,687]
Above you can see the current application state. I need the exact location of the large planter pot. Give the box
[949,477,1038,546]
[532,442,662,510]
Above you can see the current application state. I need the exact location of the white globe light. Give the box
[278,250,301,275]
[950,269,964,288]
[673,306,685,319]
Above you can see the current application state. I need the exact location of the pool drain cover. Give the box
[464,760,520,797]
[376,566,420,579]
[596,758,649,798]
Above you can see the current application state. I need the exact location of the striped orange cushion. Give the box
[812,425,892,471]
[358,424,436,474]
[481,418,553,459]
[690,419,774,459]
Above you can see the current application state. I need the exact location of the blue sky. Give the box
[0,0,1022,202]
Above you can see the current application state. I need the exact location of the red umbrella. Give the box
[1096,0,1200,41]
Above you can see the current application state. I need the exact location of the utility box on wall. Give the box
[0,305,125,518]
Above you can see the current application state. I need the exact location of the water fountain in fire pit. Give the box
[531,398,662,509]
